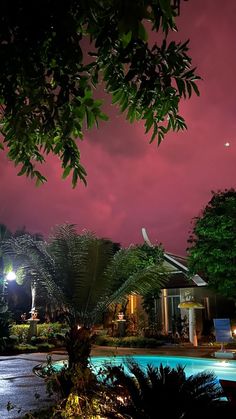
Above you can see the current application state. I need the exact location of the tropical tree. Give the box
[0,0,200,187]
[187,189,236,298]
[103,359,223,419]
[4,224,168,370]
[105,243,164,318]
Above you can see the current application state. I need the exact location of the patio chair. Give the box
[219,379,236,406]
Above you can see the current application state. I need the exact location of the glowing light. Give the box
[224,142,230,147]
[233,328,236,336]
[220,361,229,366]
[6,271,16,281]
[116,396,126,404]
[77,325,81,330]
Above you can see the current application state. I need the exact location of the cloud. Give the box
[0,0,236,255]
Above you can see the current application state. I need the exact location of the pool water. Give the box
[40,355,236,381]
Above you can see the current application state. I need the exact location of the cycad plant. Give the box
[103,359,223,419]
[4,224,168,371]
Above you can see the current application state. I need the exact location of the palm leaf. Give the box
[3,235,65,306]
[103,360,223,419]
[48,225,116,324]
[99,264,168,313]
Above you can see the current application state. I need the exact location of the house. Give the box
[125,229,235,345]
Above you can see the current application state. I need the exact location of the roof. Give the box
[164,252,207,287]
[141,227,207,288]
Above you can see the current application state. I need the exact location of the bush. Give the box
[30,335,47,344]
[37,322,66,339]
[10,324,29,343]
[10,322,66,344]
[14,344,38,353]
[8,334,19,343]
[37,342,55,351]
[95,335,164,348]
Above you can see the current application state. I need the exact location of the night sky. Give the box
[0,0,235,255]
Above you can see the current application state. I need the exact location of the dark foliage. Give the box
[0,1,200,186]
[187,189,236,298]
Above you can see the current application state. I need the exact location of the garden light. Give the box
[6,271,16,281]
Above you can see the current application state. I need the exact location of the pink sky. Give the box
[0,0,235,255]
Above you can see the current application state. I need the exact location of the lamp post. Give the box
[0,271,16,313]
[178,299,204,347]
[27,280,39,341]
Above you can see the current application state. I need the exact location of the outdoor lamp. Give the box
[178,298,204,347]
[6,271,16,281]
[0,271,16,313]
[178,300,204,309]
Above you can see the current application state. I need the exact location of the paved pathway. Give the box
[0,353,67,419]
[0,345,218,418]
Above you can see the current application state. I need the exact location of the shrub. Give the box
[30,335,47,344]
[103,360,223,419]
[14,344,38,353]
[37,342,55,351]
[10,324,29,343]
[8,334,19,343]
[10,322,66,344]
[95,335,164,348]
[37,322,66,339]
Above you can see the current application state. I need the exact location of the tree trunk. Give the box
[65,325,93,370]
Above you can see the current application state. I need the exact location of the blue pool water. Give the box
[45,355,236,381]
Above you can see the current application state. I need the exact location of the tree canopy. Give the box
[187,189,236,298]
[0,0,200,186]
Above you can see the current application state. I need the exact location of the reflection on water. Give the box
[45,355,236,382]
[91,355,236,381]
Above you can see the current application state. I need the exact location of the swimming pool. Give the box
[34,355,236,382]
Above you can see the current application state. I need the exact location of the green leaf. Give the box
[191,81,200,96]
[72,168,78,188]
[98,112,109,121]
[17,165,28,176]
[84,98,94,107]
[62,166,72,179]
[150,122,158,143]
[121,31,132,48]
[145,115,154,133]
[138,23,148,42]
[86,109,95,129]
[175,78,186,98]
[186,81,192,98]
[112,89,124,105]
[159,0,173,19]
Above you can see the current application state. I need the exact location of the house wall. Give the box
[126,287,236,339]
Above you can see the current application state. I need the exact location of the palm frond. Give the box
[3,235,65,306]
[48,225,116,324]
[103,360,223,419]
[100,264,168,311]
